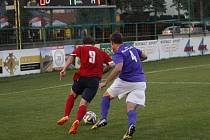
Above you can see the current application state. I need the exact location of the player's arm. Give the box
[63,55,75,71]
[60,47,80,80]
[60,55,75,80]
[136,48,147,61]
[101,50,113,73]
[100,62,123,89]
[140,52,147,61]
[103,61,115,74]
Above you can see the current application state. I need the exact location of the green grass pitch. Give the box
[0,55,210,140]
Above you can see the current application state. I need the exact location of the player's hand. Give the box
[99,82,107,90]
[60,69,66,80]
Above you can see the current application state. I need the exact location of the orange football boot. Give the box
[57,116,69,125]
[69,120,79,134]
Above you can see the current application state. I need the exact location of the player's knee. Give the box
[103,92,114,100]
[70,91,77,98]
[127,102,137,111]
[79,98,89,106]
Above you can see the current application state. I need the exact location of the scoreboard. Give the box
[5,0,114,6]
[37,0,105,6]
[23,0,116,24]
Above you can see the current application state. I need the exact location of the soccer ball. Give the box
[83,111,97,125]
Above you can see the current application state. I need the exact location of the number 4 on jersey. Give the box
[129,50,137,62]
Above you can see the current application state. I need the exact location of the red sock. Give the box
[64,94,76,117]
[75,105,87,122]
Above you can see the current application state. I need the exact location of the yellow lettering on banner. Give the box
[20,56,40,64]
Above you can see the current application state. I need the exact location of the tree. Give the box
[194,0,210,21]
[116,0,152,14]
[199,0,204,21]
[171,0,185,20]
[171,0,210,21]
[203,0,210,19]
[129,0,152,13]
[152,0,167,18]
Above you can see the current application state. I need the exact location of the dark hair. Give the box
[83,37,95,45]
[110,32,123,44]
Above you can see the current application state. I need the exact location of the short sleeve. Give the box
[100,50,112,65]
[70,47,81,57]
[112,52,123,64]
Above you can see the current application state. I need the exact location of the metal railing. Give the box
[0,21,209,50]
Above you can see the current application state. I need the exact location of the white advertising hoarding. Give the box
[191,37,210,56]
[159,38,185,59]
[134,40,160,61]
[1,49,41,77]
[1,36,210,78]
[40,45,75,72]
[135,37,210,62]
[19,48,41,75]
[180,37,210,57]
[2,50,21,77]
[52,48,65,68]
[204,36,210,55]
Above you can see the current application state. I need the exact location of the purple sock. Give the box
[100,96,110,120]
[128,110,137,127]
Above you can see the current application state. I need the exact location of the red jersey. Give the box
[70,45,112,79]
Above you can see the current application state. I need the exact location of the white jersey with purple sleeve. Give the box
[112,44,146,82]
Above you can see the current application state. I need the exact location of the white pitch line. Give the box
[148,81,210,85]
[146,63,210,74]
[0,63,210,96]
[0,83,72,96]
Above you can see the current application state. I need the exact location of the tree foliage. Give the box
[171,0,210,20]
[116,0,166,15]
[152,0,167,16]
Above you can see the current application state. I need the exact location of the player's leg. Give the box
[92,78,130,129]
[57,79,83,125]
[57,91,78,125]
[122,102,137,140]
[122,82,146,140]
[92,93,113,129]
[69,77,99,134]
[69,98,88,134]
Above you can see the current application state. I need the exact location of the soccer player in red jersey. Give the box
[57,37,112,134]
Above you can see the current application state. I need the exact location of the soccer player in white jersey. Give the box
[92,32,147,140]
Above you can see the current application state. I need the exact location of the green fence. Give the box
[0,3,210,50]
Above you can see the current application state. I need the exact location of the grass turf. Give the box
[0,55,210,140]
